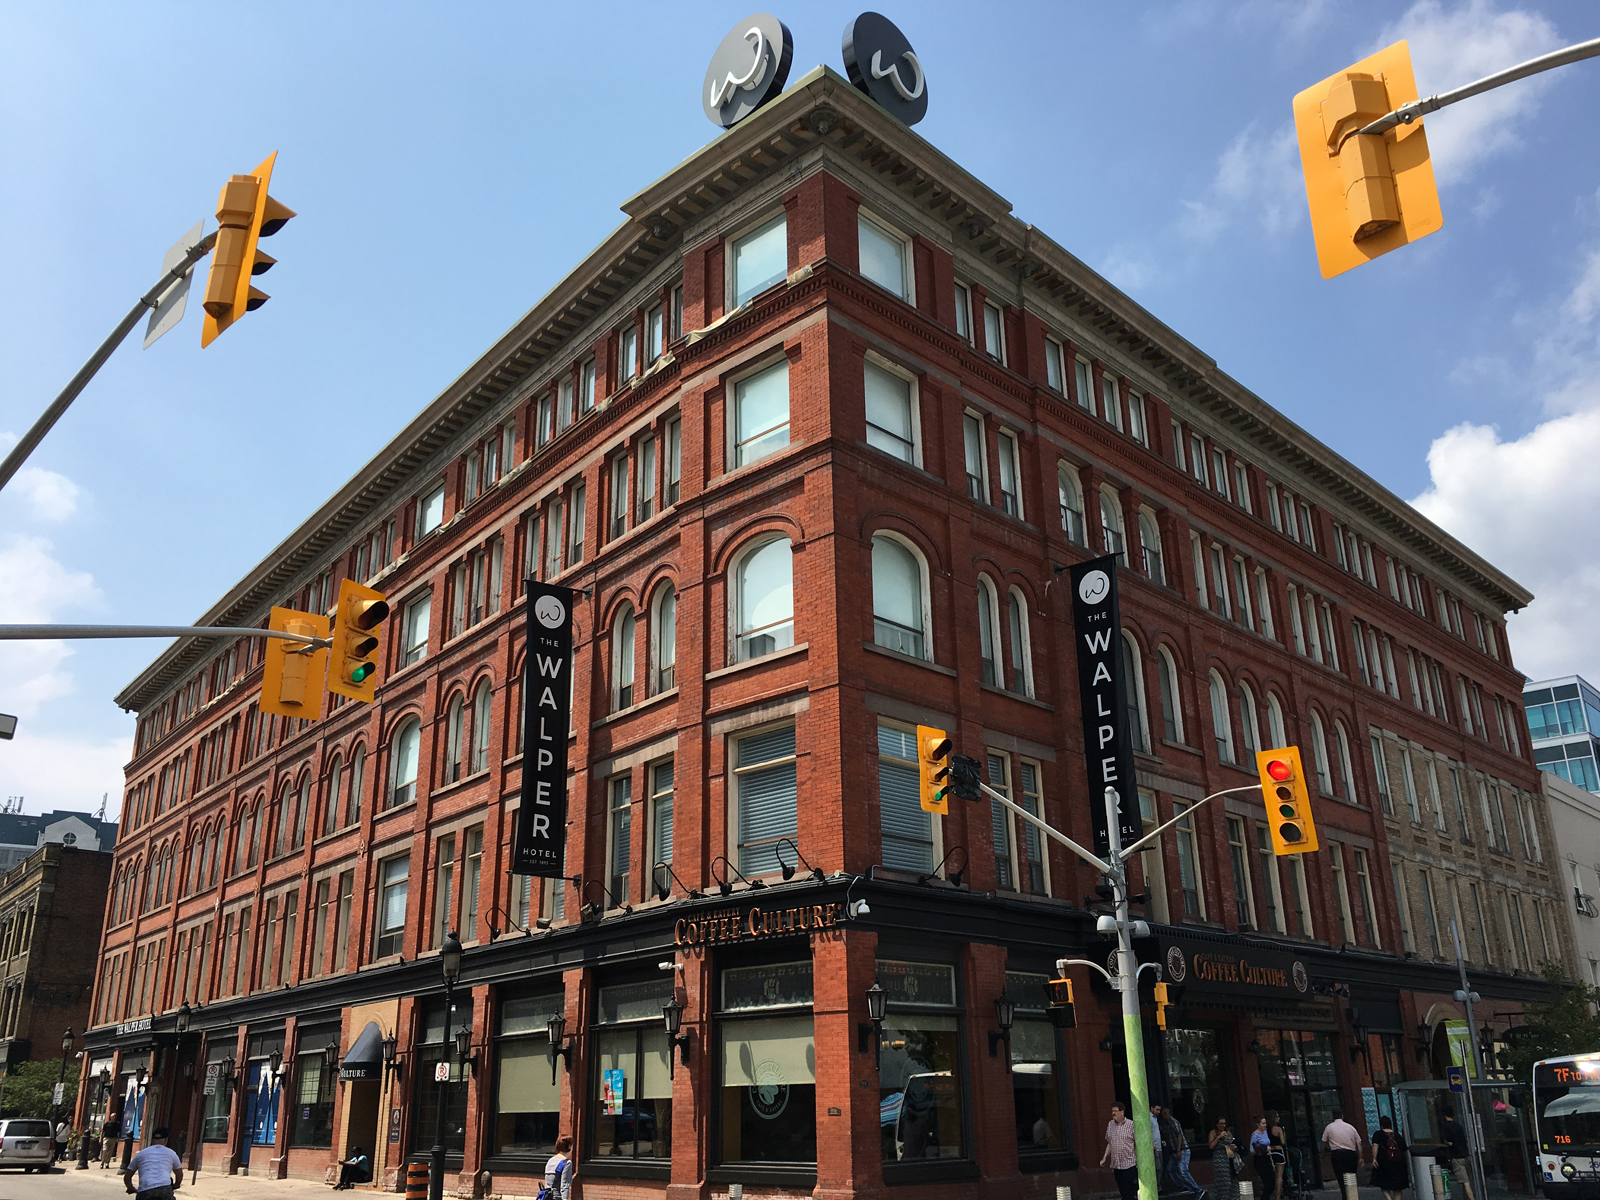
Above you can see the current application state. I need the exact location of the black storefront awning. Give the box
[339,1021,384,1081]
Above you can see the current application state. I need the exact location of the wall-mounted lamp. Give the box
[710,855,766,896]
[323,1041,340,1073]
[174,1002,192,1036]
[776,838,824,883]
[268,1047,283,1090]
[135,1065,148,1090]
[547,1013,573,1087]
[848,899,871,919]
[98,1065,111,1090]
[1247,1039,1264,1055]
[652,862,702,902]
[662,997,693,1078]
[857,980,887,1056]
[989,993,1016,1068]
[535,917,553,931]
[381,1034,399,1081]
[918,846,968,888]
[454,1025,474,1077]
[581,878,632,918]
[1416,1022,1432,1063]
[219,1054,236,1091]
[1099,1036,1114,1054]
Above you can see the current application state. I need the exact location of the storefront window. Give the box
[878,960,966,1163]
[201,1047,232,1142]
[591,980,673,1161]
[412,1000,472,1156]
[493,991,564,1160]
[1254,1029,1340,1185]
[719,961,816,1166]
[1006,971,1070,1162]
[289,1050,336,1148]
[1164,1027,1235,1151]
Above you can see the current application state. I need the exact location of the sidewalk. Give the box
[8,1163,347,1200]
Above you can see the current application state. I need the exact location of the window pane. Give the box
[735,361,790,467]
[859,216,907,299]
[737,727,798,875]
[879,1012,965,1161]
[738,539,794,659]
[864,362,914,461]
[720,1015,817,1163]
[878,725,932,872]
[983,303,1004,360]
[872,536,923,657]
[733,214,787,306]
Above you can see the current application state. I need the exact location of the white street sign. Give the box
[144,220,205,348]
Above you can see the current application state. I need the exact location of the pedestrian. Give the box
[54,1118,70,1162]
[1441,1107,1476,1200]
[123,1125,183,1200]
[100,1113,122,1169]
[1165,1106,1203,1197]
[1102,1101,1140,1200]
[1208,1116,1239,1200]
[1371,1115,1409,1200]
[334,1145,370,1189]
[1154,1104,1178,1191]
[1321,1109,1364,1186]
[1251,1117,1275,1197]
[1268,1112,1287,1200]
[541,1134,574,1200]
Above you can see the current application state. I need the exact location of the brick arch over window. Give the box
[711,513,805,576]
[858,510,946,576]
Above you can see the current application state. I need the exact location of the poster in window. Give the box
[603,1068,625,1116]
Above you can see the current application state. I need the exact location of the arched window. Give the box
[248,801,262,868]
[1239,682,1261,757]
[472,679,493,772]
[1157,646,1184,744]
[391,718,421,808]
[1100,486,1125,560]
[735,538,794,661]
[976,575,1003,688]
[445,693,465,783]
[871,534,926,659]
[234,807,251,873]
[1334,720,1356,800]
[613,604,637,709]
[324,755,344,837]
[273,782,292,858]
[1266,692,1287,749]
[1139,509,1165,583]
[651,584,677,694]
[1008,589,1034,696]
[164,846,176,904]
[1311,711,1333,794]
[205,823,219,887]
[186,832,201,896]
[293,773,311,849]
[1122,632,1148,752]
[1209,669,1235,764]
[1058,464,1085,545]
[346,745,366,827]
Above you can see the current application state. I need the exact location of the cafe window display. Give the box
[1254,1029,1340,1183]
[1006,971,1071,1163]
[719,960,816,1167]
[289,1029,339,1148]
[591,980,673,1161]
[492,991,564,1161]
[877,959,967,1164]
[412,1000,472,1156]
[1163,1026,1238,1151]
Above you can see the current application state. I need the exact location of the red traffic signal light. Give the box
[1256,747,1319,856]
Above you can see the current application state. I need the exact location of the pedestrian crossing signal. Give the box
[1045,977,1076,1029]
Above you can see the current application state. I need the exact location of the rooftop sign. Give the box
[703,13,794,128]
[842,11,927,126]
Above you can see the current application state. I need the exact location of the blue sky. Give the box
[3,1,1598,815]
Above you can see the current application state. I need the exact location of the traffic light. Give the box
[1293,40,1441,278]
[950,754,983,802]
[916,725,952,814]
[1154,982,1172,1031]
[1045,977,1076,1029]
[259,606,329,719]
[327,579,390,703]
[1256,747,1320,856]
[201,151,295,347]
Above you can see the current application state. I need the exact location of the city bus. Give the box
[1535,1053,1600,1197]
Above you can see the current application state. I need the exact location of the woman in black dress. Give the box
[1371,1115,1409,1200]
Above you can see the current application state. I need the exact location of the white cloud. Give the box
[1098,246,1161,293]
[0,731,132,818]
[1372,0,1562,187]
[1179,123,1303,243]
[0,533,102,718]
[0,432,83,521]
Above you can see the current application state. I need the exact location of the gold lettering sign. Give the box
[674,901,846,947]
[1191,952,1289,990]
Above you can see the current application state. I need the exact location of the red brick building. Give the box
[81,65,1568,1198]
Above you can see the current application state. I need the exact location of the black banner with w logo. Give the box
[514,581,578,877]
[1069,554,1141,857]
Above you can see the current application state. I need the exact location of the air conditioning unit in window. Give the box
[1575,890,1598,919]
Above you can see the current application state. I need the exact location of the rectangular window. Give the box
[1255,568,1274,639]
[864,360,916,463]
[1401,749,1421,824]
[432,835,455,949]
[638,437,657,523]
[734,360,790,468]
[1287,584,1306,654]
[1044,339,1064,391]
[1354,849,1380,948]
[310,879,328,978]
[1191,434,1208,486]
[1129,393,1147,446]
[1174,802,1204,918]
[1190,532,1208,608]
[988,753,1015,890]
[954,283,972,343]
[580,360,596,415]
[333,871,353,973]
[618,325,637,383]
[1267,483,1283,530]
[1371,735,1393,815]
[983,302,1006,363]
[732,213,787,307]
[671,284,683,339]
[1212,450,1230,498]
[610,454,630,539]
[1288,856,1312,939]
[608,776,632,908]
[1209,545,1231,618]
[569,483,585,564]
[1171,420,1184,468]
[418,483,445,538]
[649,761,674,898]
[997,430,1022,517]
[1102,376,1122,430]
[543,499,564,579]
[1234,462,1251,510]
[962,413,988,502]
[877,724,933,874]
[558,377,574,430]
[665,417,681,505]
[1299,501,1316,550]
[1392,861,1415,952]
[735,726,798,877]
[536,395,553,449]
[1019,760,1045,894]
[376,857,408,958]
[402,592,431,667]
[1227,816,1256,930]
[1330,843,1356,945]
[646,306,663,363]
[858,213,909,299]
[1076,359,1095,414]
[1419,868,1442,957]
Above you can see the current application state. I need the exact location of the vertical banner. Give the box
[514,581,578,877]
[1069,554,1141,857]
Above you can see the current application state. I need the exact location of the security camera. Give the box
[848,899,871,919]
[1095,914,1117,935]
[658,961,684,972]
[1131,920,1151,939]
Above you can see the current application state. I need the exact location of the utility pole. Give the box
[1450,919,1491,1200]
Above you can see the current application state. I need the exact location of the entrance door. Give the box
[342,1080,381,1187]
[1256,1030,1342,1187]
[240,1062,280,1167]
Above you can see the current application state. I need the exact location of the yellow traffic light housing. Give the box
[916,725,952,814]
[259,607,329,719]
[1045,977,1076,1029]
[1294,41,1441,278]
[328,579,390,703]
[1154,981,1172,1031]
[1256,747,1320,856]
[201,151,295,347]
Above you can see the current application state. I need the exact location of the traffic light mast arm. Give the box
[1357,35,1600,137]
[978,780,1112,875]
[0,623,331,650]
[0,231,218,495]
[1117,783,1265,862]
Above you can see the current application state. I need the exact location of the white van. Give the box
[0,1119,55,1171]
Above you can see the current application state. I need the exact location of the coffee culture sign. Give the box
[675,901,847,947]
[1160,937,1311,1001]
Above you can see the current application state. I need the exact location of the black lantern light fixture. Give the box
[776,837,824,883]
[547,1012,573,1087]
[710,855,766,897]
[268,1047,283,1090]
[662,995,692,1079]
[653,862,702,902]
[98,1065,111,1089]
[454,1025,473,1076]
[1416,1022,1433,1063]
[175,1002,192,1035]
[430,930,466,1200]
[989,993,1017,1067]
[135,1064,148,1089]
[220,1054,236,1090]
[580,877,632,918]
[323,1041,341,1072]
[380,1034,398,1080]
[917,845,968,888]
[858,980,887,1055]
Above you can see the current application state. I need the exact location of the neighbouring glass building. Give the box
[1524,676,1600,793]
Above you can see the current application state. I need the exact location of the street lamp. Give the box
[989,994,1016,1068]
[858,980,887,1055]
[546,1013,572,1087]
[54,1026,73,1133]
[430,931,464,1200]
[323,1041,340,1073]
[175,1003,192,1035]
[662,997,692,1079]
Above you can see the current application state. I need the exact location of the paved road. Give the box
[1,1163,341,1200]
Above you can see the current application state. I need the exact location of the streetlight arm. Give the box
[978,781,1112,875]
[1055,956,1116,984]
[1357,36,1600,136]
[0,624,332,650]
[1118,784,1263,861]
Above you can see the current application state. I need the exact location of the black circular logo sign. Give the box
[1292,961,1309,993]
[703,13,794,128]
[1165,945,1188,984]
[841,12,927,126]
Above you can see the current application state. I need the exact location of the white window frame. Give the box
[417,481,445,539]
[871,532,931,662]
[862,352,922,467]
[997,429,1023,518]
[962,410,990,504]
[1157,645,1184,745]
[1209,669,1235,764]
[953,282,973,344]
[857,210,914,303]
[650,582,677,695]
[732,536,795,662]
[1102,375,1122,431]
[1007,587,1035,698]
[730,355,792,470]
[1138,508,1165,583]
[727,211,788,309]
[1058,462,1086,546]
[982,301,1007,364]
[1044,339,1065,392]
[977,573,1004,690]
[401,591,431,668]
[612,603,636,712]
[1075,358,1095,414]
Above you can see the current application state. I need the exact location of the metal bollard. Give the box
[405,1161,429,1200]
[1057,1188,1072,1200]
[1431,1163,1448,1200]
[1344,1171,1359,1200]
[729,1187,744,1200]
[1240,1181,1256,1199]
